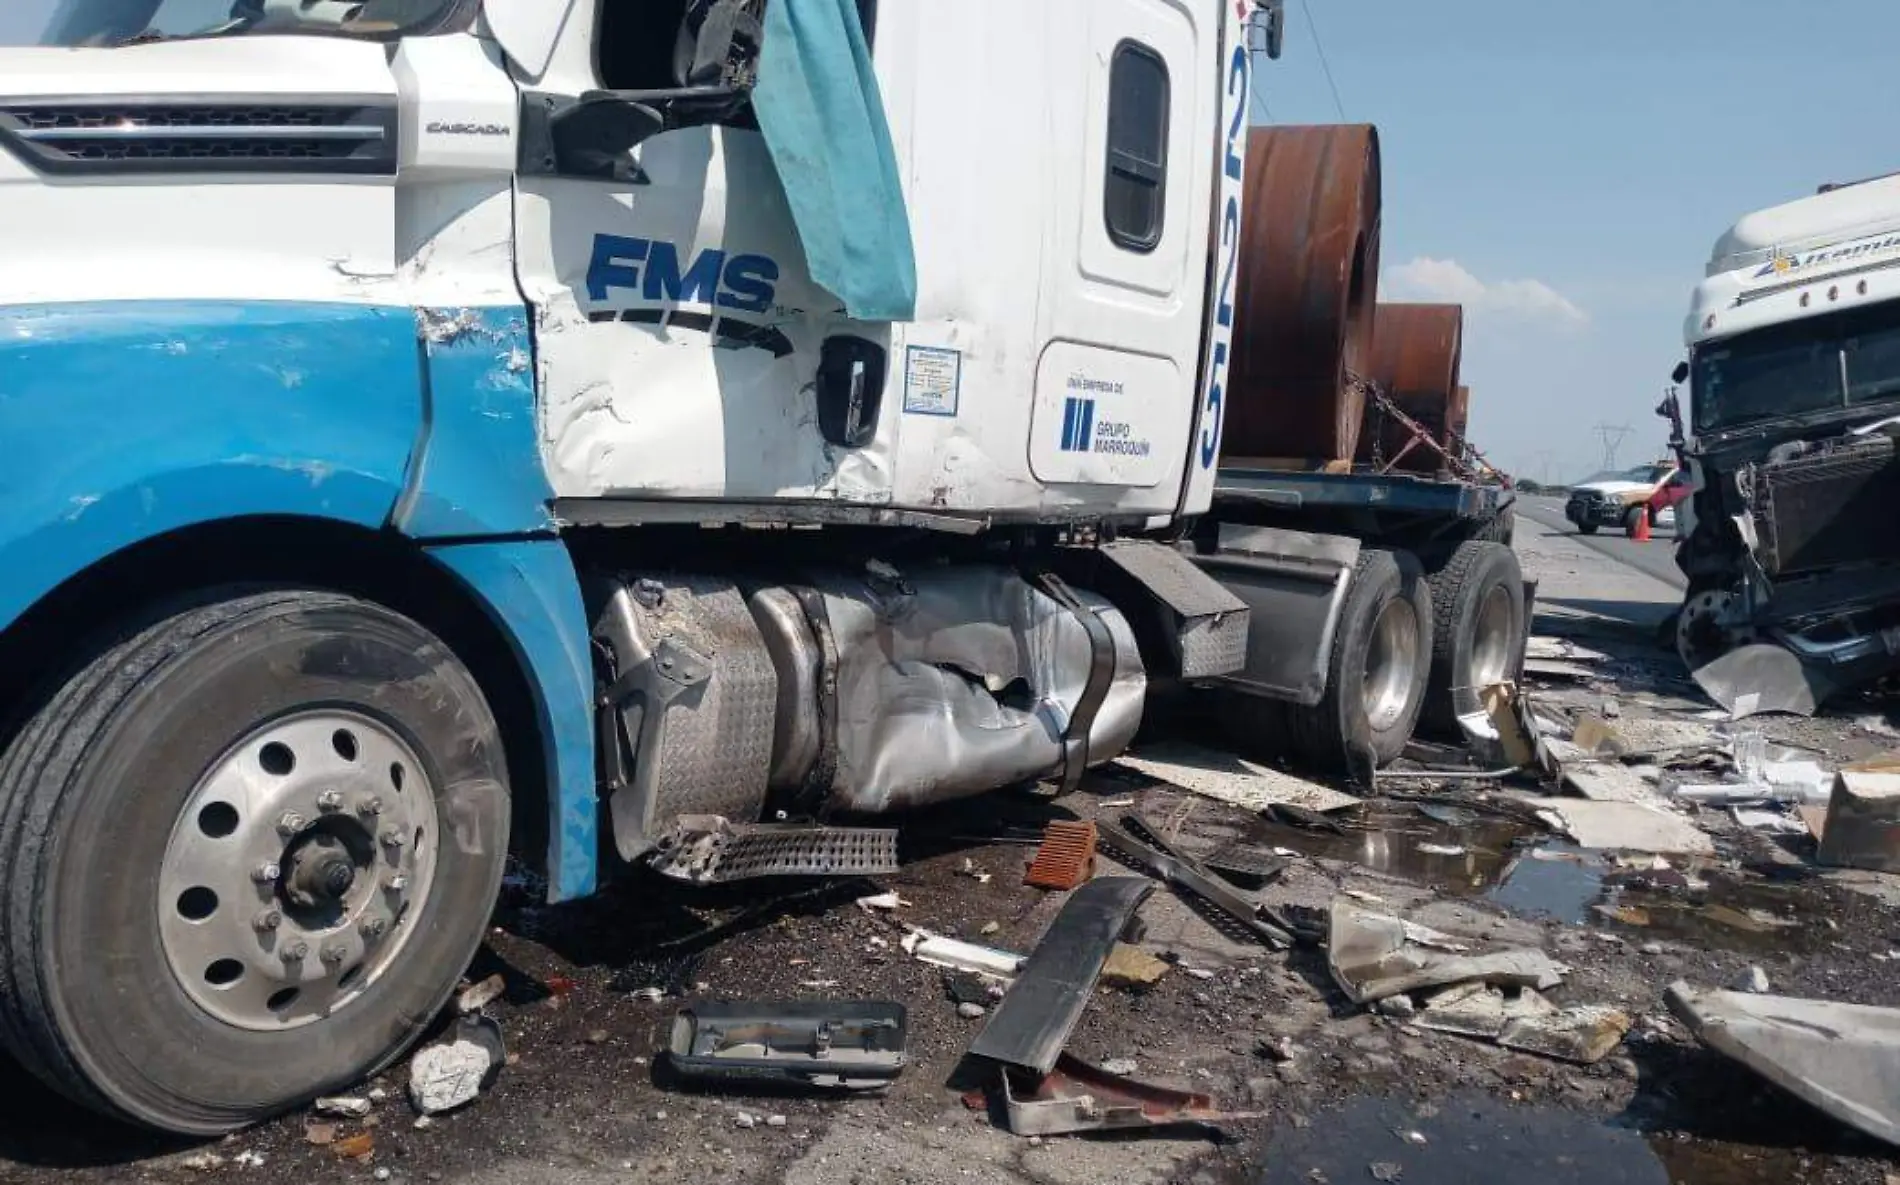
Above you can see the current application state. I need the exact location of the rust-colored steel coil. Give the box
[1226,124,1383,463]
[1357,302,1464,473]
[1448,385,1471,443]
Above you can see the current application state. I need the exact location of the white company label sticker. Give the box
[903,346,961,417]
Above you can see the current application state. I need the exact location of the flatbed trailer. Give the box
[1186,464,1523,780]
[1212,465,1512,526]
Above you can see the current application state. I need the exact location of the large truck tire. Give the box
[1420,541,1526,735]
[1474,504,1515,546]
[1223,548,1431,777]
[0,590,510,1134]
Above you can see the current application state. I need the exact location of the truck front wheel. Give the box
[0,590,510,1134]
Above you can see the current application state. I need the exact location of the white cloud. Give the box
[1383,257,1589,329]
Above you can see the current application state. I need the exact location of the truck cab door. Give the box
[508,3,897,506]
[1026,0,1219,516]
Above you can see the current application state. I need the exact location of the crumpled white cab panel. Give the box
[520,126,896,503]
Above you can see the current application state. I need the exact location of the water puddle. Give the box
[1260,1093,1669,1184]
[1486,843,1603,923]
[1245,801,1830,956]
[1242,802,1537,895]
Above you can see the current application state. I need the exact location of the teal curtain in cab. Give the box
[753,0,917,322]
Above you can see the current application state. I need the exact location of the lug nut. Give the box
[384,874,408,893]
[252,908,283,932]
[378,826,404,849]
[276,811,306,837]
[357,797,383,817]
[317,790,344,812]
[320,944,349,965]
[252,862,281,884]
[280,940,310,962]
[361,917,388,940]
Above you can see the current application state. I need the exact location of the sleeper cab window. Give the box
[1105,39,1171,253]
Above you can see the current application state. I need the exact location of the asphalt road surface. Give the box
[1518,496,1687,590]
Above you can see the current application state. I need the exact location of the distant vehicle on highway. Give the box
[1564,461,1679,535]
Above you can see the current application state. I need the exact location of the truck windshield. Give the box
[1693,299,1900,433]
[0,0,460,47]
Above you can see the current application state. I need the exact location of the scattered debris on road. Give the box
[664,1001,909,1090]
[409,1015,506,1116]
[1668,980,1900,1149]
[998,1053,1262,1137]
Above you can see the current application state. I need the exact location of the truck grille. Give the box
[0,99,396,176]
[1754,435,1900,576]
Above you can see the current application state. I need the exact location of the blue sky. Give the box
[5,2,1896,482]
[1257,0,1900,482]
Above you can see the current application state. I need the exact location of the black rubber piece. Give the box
[0,590,511,1135]
[1224,548,1432,778]
[1623,506,1645,536]
[1419,541,1527,736]
[1577,522,1599,536]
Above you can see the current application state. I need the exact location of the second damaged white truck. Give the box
[1667,172,1900,710]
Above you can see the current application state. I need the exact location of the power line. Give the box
[1594,424,1633,471]
[1250,77,1274,124]
[1298,0,1347,121]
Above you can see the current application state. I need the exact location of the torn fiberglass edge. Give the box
[1667,981,1900,1149]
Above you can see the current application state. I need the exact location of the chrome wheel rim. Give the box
[157,710,438,1031]
[1363,597,1421,733]
[1470,584,1518,689]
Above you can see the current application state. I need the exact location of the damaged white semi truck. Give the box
[0,0,1523,1133]
[1667,170,1900,711]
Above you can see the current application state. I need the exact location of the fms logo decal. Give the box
[583,234,792,358]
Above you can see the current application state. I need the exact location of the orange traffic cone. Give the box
[1632,508,1652,543]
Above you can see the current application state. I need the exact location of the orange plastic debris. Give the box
[1024,820,1097,891]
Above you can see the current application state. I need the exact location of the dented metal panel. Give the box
[593,576,777,860]
[808,564,1148,814]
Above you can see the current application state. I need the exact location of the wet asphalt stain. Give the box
[1260,1092,1669,1184]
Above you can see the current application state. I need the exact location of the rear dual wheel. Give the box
[1419,541,1527,735]
[0,590,510,1134]
[1220,548,1433,778]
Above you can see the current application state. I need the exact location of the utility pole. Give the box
[1594,424,1633,471]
